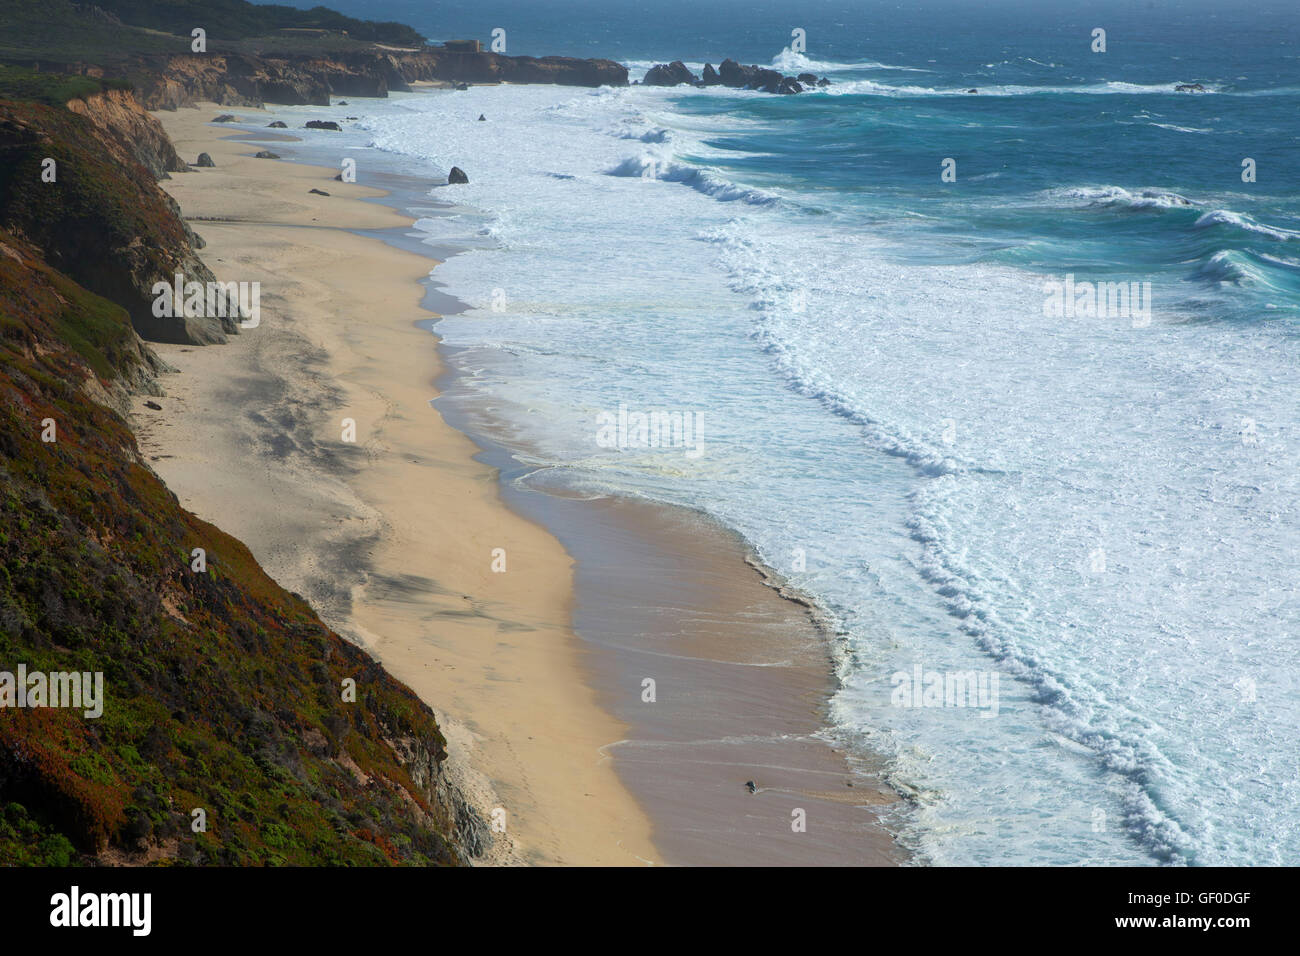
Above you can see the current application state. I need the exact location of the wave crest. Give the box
[607,154,779,205]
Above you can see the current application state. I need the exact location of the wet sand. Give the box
[142,100,900,866]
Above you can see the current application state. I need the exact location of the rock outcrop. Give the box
[643,61,699,86]
[65,89,188,178]
[696,58,830,95]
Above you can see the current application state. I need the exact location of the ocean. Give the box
[280,0,1300,865]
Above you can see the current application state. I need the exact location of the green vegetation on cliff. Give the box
[0,91,462,865]
[0,97,195,338]
[93,0,426,46]
[0,66,134,108]
[0,0,426,63]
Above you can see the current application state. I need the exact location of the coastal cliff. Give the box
[0,0,631,869]
[0,73,484,865]
[115,50,627,109]
[66,87,188,177]
[0,93,229,348]
[1,0,627,111]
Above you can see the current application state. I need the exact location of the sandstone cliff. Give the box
[89,48,627,110]
[66,87,187,177]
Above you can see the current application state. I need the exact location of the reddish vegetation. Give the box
[0,95,463,865]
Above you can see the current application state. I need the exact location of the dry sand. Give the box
[139,102,899,867]
[139,104,659,865]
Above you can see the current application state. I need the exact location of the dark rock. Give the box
[1174,82,1206,92]
[337,100,349,105]
[718,58,758,88]
[432,54,627,88]
[253,150,280,159]
[478,114,486,121]
[194,152,215,167]
[701,63,722,86]
[304,120,341,131]
[309,188,330,195]
[966,88,979,94]
[716,60,794,94]
[453,82,469,91]
[144,400,162,410]
[797,73,818,85]
[817,77,830,87]
[745,780,757,793]
[345,116,358,120]
[642,61,699,87]
[212,114,239,123]
[447,166,469,185]
[267,121,288,128]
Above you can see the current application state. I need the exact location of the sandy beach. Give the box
[139,104,660,865]
[138,102,898,866]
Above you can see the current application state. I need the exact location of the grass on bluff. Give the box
[0,0,428,64]
[0,0,188,63]
[0,66,134,108]
[87,0,427,47]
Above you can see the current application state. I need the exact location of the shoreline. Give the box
[143,100,900,865]
[142,104,659,865]
[437,382,901,865]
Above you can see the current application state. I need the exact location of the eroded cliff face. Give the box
[0,99,232,347]
[66,88,187,178]
[413,50,628,89]
[92,48,627,110]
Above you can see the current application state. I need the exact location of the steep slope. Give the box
[0,96,230,345]
[0,227,467,865]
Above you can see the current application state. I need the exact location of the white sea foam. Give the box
[768,49,932,74]
[1042,185,1197,209]
[1195,209,1300,241]
[345,83,1300,867]
[822,79,1222,97]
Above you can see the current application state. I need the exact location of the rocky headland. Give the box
[640,58,831,94]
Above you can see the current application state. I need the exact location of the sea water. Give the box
[282,0,1300,865]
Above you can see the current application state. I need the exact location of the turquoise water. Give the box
[288,0,1300,864]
